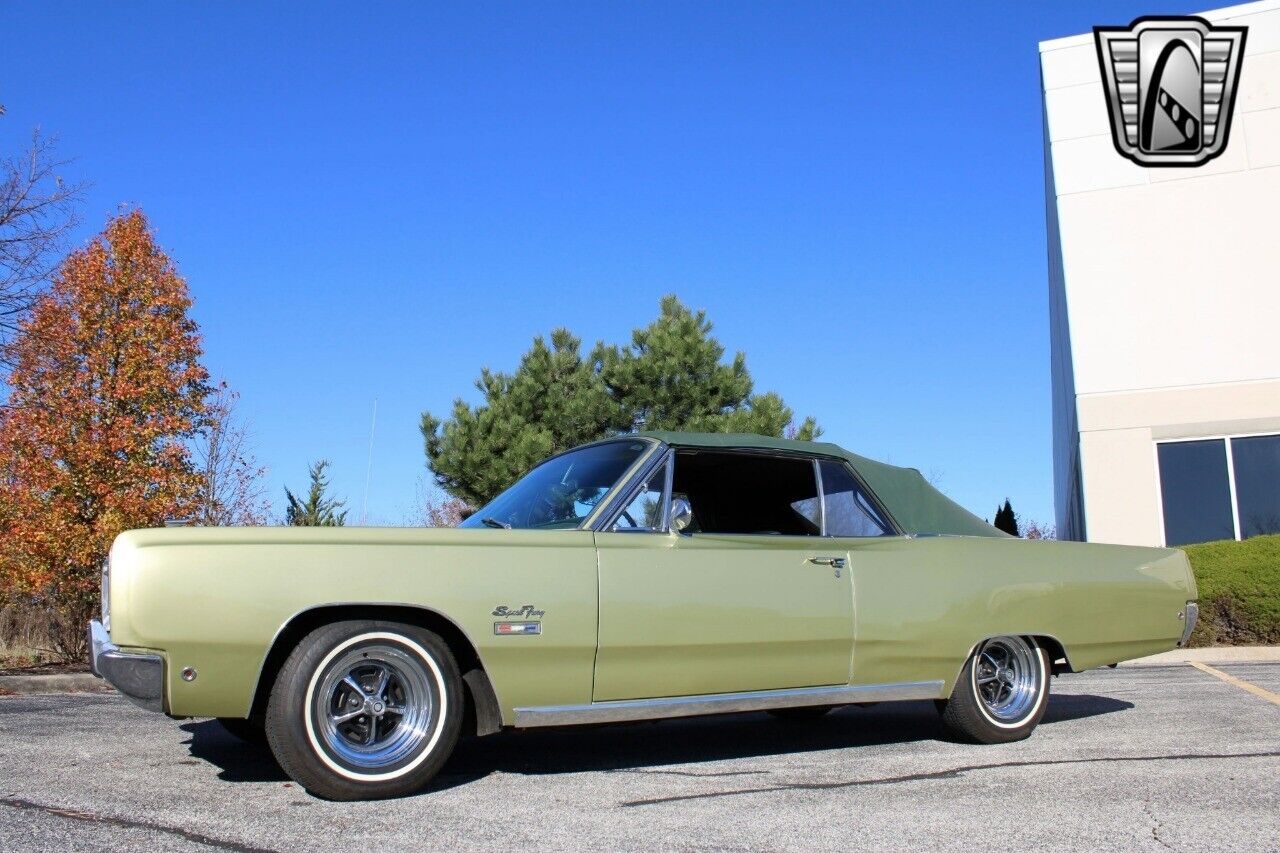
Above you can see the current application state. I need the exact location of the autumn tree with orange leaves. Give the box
[0,211,210,657]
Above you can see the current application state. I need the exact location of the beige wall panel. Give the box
[1079,428,1164,546]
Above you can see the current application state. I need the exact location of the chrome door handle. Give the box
[808,557,846,569]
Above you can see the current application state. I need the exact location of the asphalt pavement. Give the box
[1,663,1277,851]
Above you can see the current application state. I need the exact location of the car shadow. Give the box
[1041,692,1134,724]
[180,693,1133,792]
[180,721,289,783]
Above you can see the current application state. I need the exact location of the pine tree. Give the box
[422,295,819,506]
[421,329,627,508]
[993,499,1019,536]
[597,295,819,439]
[285,460,348,526]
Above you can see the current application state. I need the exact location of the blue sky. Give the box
[1,1,1184,526]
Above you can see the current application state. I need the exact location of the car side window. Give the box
[669,450,820,536]
[611,458,669,532]
[820,460,892,537]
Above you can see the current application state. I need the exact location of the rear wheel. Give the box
[265,620,462,800]
[938,636,1049,744]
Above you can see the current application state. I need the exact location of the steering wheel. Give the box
[531,480,578,525]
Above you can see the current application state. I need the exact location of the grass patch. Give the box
[1184,534,1280,646]
[0,640,53,671]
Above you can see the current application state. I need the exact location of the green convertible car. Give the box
[90,431,1197,800]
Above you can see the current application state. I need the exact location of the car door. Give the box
[592,450,854,702]
[811,458,905,686]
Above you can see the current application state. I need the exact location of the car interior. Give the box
[671,450,821,535]
[666,449,894,537]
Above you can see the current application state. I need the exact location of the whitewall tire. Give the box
[265,620,463,800]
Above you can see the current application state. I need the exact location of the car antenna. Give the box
[361,397,377,525]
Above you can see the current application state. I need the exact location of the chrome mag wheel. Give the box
[972,636,1041,723]
[310,641,439,773]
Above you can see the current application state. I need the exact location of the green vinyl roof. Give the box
[637,431,1005,539]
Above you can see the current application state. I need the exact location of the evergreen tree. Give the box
[993,499,1019,536]
[421,329,628,508]
[422,295,819,506]
[597,296,819,439]
[285,460,348,526]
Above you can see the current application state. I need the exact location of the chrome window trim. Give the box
[513,679,945,727]
[598,449,674,534]
[589,443,904,538]
[588,443,671,533]
[579,438,664,531]
[813,457,827,536]
[660,448,675,532]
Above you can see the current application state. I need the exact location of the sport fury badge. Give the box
[492,604,544,636]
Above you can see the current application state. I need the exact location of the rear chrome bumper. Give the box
[1178,602,1199,647]
[88,620,165,713]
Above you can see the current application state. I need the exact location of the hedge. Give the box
[1184,534,1280,646]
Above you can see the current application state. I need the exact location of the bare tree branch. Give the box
[405,475,470,527]
[190,382,270,525]
[0,128,89,341]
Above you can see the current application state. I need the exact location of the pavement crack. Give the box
[0,795,279,852]
[1142,800,1176,851]
[609,768,770,779]
[619,750,1280,808]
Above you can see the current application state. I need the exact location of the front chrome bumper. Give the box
[88,620,165,713]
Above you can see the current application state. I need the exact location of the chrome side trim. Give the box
[1179,602,1199,647]
[513,680,944,728]
[88,619,166,714]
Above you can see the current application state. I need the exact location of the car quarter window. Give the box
[819,460,892,537]
[611,456,669,532]
[670,450,821,536]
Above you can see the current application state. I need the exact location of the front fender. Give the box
[106,527,598,719]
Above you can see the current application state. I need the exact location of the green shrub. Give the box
[1184,534,1280,646]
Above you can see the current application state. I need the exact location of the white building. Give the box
[1041,1,1280,546]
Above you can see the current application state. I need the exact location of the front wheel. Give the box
[265,620,462,800]
[937,635,1049,744]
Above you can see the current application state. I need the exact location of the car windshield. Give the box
[459,439,652,530]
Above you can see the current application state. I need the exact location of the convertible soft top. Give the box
[638,431,1005,539]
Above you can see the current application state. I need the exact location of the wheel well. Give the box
[1031,635,1073,675]
[248,604,500,735]
[957,634,1074,687]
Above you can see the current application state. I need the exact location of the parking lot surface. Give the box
[1,663,1277,851]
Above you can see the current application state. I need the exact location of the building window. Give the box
[1157,440,1235,546]
[1232,435,1280,538]
[1157,433,1280,546]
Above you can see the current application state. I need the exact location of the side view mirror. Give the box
[668,496,693,533]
